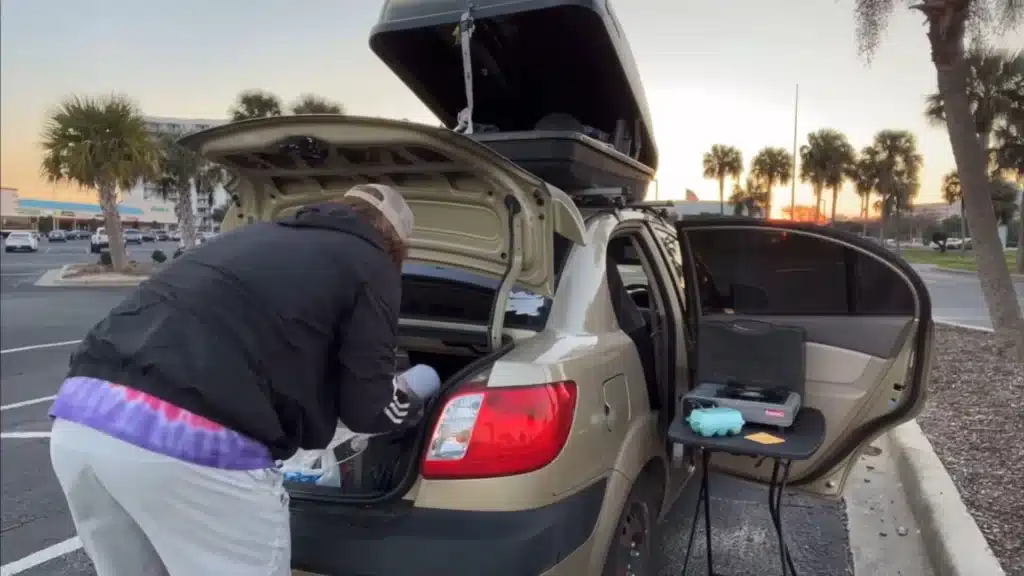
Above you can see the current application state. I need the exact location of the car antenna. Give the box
[453,3,476,135]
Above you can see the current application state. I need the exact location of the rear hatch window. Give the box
[401,233,572,331]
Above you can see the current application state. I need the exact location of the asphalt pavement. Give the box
[4,240,1003,575]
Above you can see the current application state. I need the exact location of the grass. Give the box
[899,247,1017,273]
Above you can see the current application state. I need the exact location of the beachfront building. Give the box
[133,116,229,232]
[0,187,176,232]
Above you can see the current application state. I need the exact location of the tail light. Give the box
[421,381,577,480]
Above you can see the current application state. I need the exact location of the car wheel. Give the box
[90,245,99,254]
[601,474,661,576]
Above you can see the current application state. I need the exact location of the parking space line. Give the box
[0,340,81,355]
[1,432,51,439]
[0,536,82,576]
[0,396,56,412]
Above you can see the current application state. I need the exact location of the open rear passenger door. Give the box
[675,218,933,497]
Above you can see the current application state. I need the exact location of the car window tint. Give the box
[685,228,915,316]
[649,222,687,310]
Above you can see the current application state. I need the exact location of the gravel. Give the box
[917,325,1024,576]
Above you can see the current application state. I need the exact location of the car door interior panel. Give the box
[676,220,931,496]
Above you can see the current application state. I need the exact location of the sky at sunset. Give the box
[2,0,1021,218]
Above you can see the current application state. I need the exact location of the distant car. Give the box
[169,230,181,242]
[155,230,169,241]
[48,230,67,242]
[123,229,143,245]
[5,231,39,252]
[141,230,156,242]
[90,227,112,253]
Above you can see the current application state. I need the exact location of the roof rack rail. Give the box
[569,186,630,208]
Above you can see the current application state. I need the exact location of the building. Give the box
[912,201,960,221]
[131,116,230,232]
[0,187,175,232]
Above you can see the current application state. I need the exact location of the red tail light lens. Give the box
[421,381,577,480]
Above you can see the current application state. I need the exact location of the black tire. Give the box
[601,474,662,576]
[90,245,99,254]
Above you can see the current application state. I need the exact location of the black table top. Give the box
[668,407,826,460]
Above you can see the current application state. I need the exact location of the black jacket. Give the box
[67,204,424,460]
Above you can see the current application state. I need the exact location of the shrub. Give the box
[173,248,184,259]
[99,252,112,266]
[152,249,167,263]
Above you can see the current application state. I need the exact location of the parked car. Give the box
[169,230,181,242]
[141,230,156,242]
[155,230,169,241]
[181,114,933,576]
[123,229,143,245]
[47,229,67,242]
[89,227,116,253]
[4,230,40,252]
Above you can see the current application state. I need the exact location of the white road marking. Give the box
[0,536,82,576]
[0,396,56,412]
[0,340,80,355]
[0,432,52,439]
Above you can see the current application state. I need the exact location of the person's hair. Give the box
[330,196,408,266]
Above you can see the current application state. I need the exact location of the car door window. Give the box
[686,228,915,316]
[649,221,687,315]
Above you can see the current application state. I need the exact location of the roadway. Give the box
[6,239,1007,575]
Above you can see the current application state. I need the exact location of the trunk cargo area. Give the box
[286,347,497,501]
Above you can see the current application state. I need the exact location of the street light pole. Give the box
[790,84,799,220]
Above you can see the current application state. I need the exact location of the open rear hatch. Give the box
[179,115,588,503]
[369,0,658,199]
[179,114,587,349]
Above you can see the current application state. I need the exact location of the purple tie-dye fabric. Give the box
[49,376,273,470]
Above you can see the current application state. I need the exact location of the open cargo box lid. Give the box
[369,0,658,173]
[178,116,587,348]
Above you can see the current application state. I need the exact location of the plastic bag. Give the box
[281,425,361,485]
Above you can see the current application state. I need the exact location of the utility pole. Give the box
[790,84,799,220]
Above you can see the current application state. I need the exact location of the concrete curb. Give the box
[34,265,148,288]
[934,266,1024,280]
[888,420,1006,576]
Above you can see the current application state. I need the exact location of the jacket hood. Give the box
[276,203,385,252]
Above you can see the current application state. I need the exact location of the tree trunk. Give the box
[933,29,1024,359]
[718,177,725,215]
[894,202,902,255]
[830,186,839,226]
[861,193,869,236]
[1017,215,1023,274]
[97,184,127,272]
[178,185,198,249]
[959,203,967,258]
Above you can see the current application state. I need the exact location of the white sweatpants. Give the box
[49,419,290,576]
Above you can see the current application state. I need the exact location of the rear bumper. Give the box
[290,478,606,576]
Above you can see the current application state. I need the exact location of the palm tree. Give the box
[993,90,1024,272]
[702,144,743,214]
[729,177,769,217]
[229,90,284,121]
[942,170,968,253]
[851,145,882,235]
[798,142,829,224]
[291,94,344,115]
[871,130,922,251]
[852,0,1024,358]
[40,95,160,271]
[749,147,793,220]
[990,178,1021,228]
[800,129,856,224]
[156,135,226,249]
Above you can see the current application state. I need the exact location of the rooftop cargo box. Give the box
[369,0,657,199]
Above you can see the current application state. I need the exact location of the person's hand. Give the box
[393,374,411,395]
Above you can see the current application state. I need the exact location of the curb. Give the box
[935,266,1024,280]
[888,420,1006,576]
[33,265,149,288]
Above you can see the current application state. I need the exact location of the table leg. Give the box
[680,449,714,576]
[767,459,797,576]
[702,450,712,576]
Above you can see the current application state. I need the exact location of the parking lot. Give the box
[7,238,999,575]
